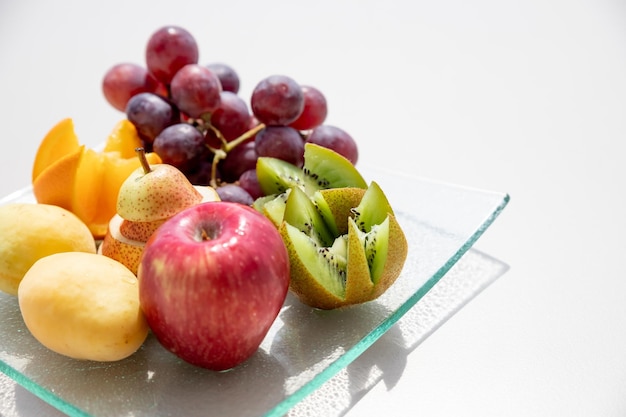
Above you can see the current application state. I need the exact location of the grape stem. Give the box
[135,147,152,174]
[209,149,226,188]
[206,123,228,148]
[224,123,265,152]
[206,123,266,188]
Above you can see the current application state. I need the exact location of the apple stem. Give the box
[136,147,152,174]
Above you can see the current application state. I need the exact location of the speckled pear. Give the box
[99,214,145,275]
[116,148,203,222]
[101,183,220,274]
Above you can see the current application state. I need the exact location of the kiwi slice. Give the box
[252,193,274,214]
[256,143,367,197]
[283,186,333,247]
[352,215,390,285]
[256,157,313,196]
[279,181,408,309]
[312,187,365,237]
[350,181,394,232]
[301,143,368,191]
[281,223,347,301]
[253,190,290,227]
[349,181,394,284]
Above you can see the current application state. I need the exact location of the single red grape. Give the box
[238,169,264,199]
[102,63,162,112]
[206,63,240,94]
[219,140,258,183]
[306,125,359,164]
[146,26,199,85]
[216,184,254,206]
[250,75,304,126]
[255,126,305,167]
[209,91,251,141]
[170,64,222,118]
[288,85,328,131]
[153,123,206,172]
[126,92,179,143]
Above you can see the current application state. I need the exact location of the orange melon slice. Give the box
[72,149,108,238]
[32,145,85,210]
[32,118,80,182]
[102,119,144,158]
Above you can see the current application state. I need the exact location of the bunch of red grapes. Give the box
[102,25,359,205]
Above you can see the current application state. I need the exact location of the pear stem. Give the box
[135,147,152,174]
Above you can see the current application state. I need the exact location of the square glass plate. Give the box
[0,166,509,417]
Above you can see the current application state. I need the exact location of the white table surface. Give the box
[1,0,625,416]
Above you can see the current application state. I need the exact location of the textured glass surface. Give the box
[0,167,509,416]
[288,248,509,417]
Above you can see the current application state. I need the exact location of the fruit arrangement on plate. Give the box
[0,25,408,372]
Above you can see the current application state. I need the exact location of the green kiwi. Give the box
[252,193,276,213]
[256,157,313,196]
[301,143,368,191]
[256,143,367,198]
[253,144,407,309]
[283,186,333,247]
[281,223,346,301]
[349,181,394,284]
[351,215,390,285]
[312,187,366,237]
[253,190,290,227]
[278,181,408,309]
[350,181,394,232]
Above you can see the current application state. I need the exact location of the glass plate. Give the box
[0,166,509,417]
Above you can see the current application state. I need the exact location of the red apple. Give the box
[138,201,290,371]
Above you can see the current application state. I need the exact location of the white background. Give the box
[1,0,625,415]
